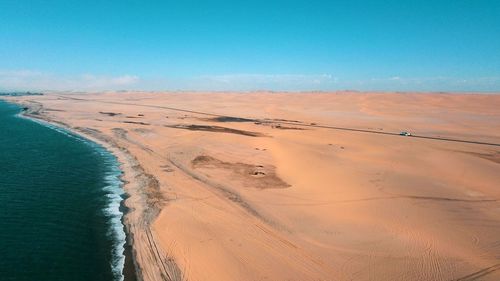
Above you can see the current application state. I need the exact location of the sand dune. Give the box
[5,91,500,281]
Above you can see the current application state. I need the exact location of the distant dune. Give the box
[4,91,500,281]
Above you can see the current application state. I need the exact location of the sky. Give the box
[0,0,499,92]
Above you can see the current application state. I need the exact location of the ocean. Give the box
[0,101,127,281]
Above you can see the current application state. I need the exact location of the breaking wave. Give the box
[24,115,127,281]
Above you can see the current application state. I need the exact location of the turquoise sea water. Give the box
[0,101,126,281]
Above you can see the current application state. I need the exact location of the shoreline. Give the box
[3,99,161,281]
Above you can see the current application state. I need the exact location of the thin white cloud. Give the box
[0,70,140,91]
[1,70,498,92]
[200,73,335,83]
[357,76,500,92]
[79,74,140,88]
[188,74,338,91]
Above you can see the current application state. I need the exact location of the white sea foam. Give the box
[20,113,128,281]
[101,163,127,281]
[21,115,87,143]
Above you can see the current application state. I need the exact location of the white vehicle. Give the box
[400,131,412,136]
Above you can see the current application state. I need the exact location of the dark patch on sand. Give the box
[265,118,302,123]
[467,151,500,164]
[45,108,66,112]
[100,111,122,116]
[271,124,307,130]
[132,128,153,134]
[160,164,175,173]
[454,263,500,281]
[143,174,164,213]
[192,155,290,189]
[456,150,500,164]
[75,126,103,135]
[207,116,255,123]
[165,124,264,137]
[123,121,150,126]
[254,121,307,130]
[112,128,154,153]
[168,157,283,229]
[112,128,128,138]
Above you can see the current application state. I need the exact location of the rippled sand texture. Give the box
[6,92,500,281]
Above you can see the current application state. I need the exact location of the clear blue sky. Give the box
[1,0,499,91]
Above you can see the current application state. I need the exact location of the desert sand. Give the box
[4,91,500,281]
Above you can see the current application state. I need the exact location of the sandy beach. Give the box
[4,91,500,281]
